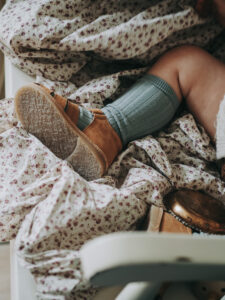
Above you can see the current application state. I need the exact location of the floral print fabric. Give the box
[0,0,225,299]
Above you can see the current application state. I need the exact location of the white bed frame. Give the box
[5,57,37,300]
[5,57,225,300]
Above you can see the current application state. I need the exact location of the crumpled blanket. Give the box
[0,0,225,299]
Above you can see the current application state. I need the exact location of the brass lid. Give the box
[163,190,225,234]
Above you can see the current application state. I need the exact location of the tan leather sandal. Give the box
[15,83,122,181]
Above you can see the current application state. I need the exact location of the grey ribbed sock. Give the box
[102,74,180,146]
[77,74,180,146]
[77,106,93,130]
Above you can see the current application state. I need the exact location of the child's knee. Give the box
[148,45,204,77]
[165,45,220,98]
[165,45,207,67]
[147,46,202,101]
[148,45,220,101]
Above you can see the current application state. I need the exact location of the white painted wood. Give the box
[80,232,225,285]
[4,56,34,98]
[10,241,36,300]
[0,243,10,300]
[4,57,36,300]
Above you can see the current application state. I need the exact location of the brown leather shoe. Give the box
[15,83,122,180]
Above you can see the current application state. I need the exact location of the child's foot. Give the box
[14,83,122,180]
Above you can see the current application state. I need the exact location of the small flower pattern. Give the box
[0,0,225,299]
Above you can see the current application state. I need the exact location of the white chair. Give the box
[80,232,225,299]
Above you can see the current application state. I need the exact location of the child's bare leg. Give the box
[148,45,225,141]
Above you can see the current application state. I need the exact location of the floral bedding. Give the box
[0,0,225,299]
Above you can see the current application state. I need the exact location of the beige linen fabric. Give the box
[0,0,225,299]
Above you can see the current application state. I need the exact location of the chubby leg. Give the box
[149,45,225,141]
[15,45,225,179]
